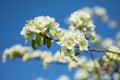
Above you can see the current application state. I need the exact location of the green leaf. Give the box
[46,39,52,48]
[45,28,50,33]
[75,49,81,56]
[43,35,47,45]
[69,55,78,62]
[32,39,36,49]
[32,35,41,49]
[49,30,55,37]
[54,31,61,40]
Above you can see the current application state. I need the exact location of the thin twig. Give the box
[88,49,120,54]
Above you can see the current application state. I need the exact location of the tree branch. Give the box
[88,49,120,54]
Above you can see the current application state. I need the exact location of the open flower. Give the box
[79,38,89,51]
[93,6,108,22]
[68,10,91,31]
[74,69,89,80]
[40,51,53,68]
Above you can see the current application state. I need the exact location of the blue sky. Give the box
[0,0,120,80]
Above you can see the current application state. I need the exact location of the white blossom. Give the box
[79,38,89,51]
[93,6,108,22]
[20,16,59,42]
[86,60,100,71]
[22,53,31,61]
[81,7,93,16]
[36,77,46,80]
[57,29,75,50]
[67,56,79,70]
[40,51,53,68]
[31,51,41,58]
[58,28,88,51]
[53,51,66,63]
[108,20,118,28]
[101,38,113,49]
[92,34,102,47]
[106,46,120,61]
[77,56,87,65]
[74,69,89,80]
[116,31,120,47]
[87,20,95,31]
[2,44,32,63]
[69,10,91,31]
[57,75,70,80]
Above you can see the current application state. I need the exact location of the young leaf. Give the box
[54,31,61,40]
[43,35,47,45]
[32,36,40,49]
[32,39,36,49]
[75,49,81,56]
[69,55,78,62]
[46,39,52,48]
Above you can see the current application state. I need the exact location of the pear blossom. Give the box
[21,16,60,42]
[40,51,53,68]
[106,46,120,61]
[53,51,66,63]
[31,51,41,58]
[58,28,88,51]
[66,56,79,69]
[86,60,100,71]
[36,77,45,80]
[57,75,70,80]
[74,69,89,80]
[22,53,31,61]
[81,7,93,16]
[2,44,32,63]
[68,10,91,31]
[101,38,113,49]
[116,31,120,47]
[57,29,75,50]
[87,20,95,31]
[93,6,108,22]
[79,38,89,51]
[77,56,87,65]
[108,20,118,28]
[68,9,96,41]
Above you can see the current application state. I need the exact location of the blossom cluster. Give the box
[68,10,92,31]
[93,6,108,22]
[2,44,97,70]
[20,6,114,61]
[2,44,120,80]
[102,46,120,62]
[2,44,73,69]
[20,16,60,45]
[60,28,88,48]
[68,9,96,40]
[2,44,32,63]
[57,28,89,61]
